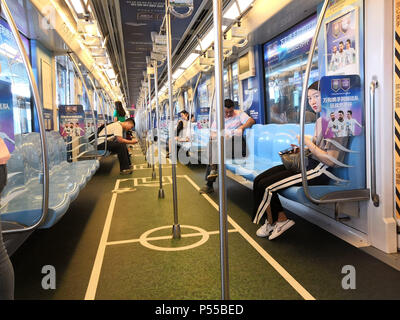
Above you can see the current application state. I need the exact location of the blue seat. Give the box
[227,123,366,204]
[225,123,322,185]
[0,131,99,230]
[280,134,366,203]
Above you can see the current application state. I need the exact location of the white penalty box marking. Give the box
[106,226,239,251]
[133,164,172,170]
[117,176,174,188]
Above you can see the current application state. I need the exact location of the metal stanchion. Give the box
[148,72,157,180]
[144,87,151,167]
[69,53,98,156]
[213,0,230,300]
[154,61,165,198]
[166,0,180,239]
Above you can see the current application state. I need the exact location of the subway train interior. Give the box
[0,0,399,301]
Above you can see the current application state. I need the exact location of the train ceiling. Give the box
[119,0,204,109]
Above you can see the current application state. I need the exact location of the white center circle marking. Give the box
[139,225,210,251]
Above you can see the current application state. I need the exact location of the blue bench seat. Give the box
[1,131,99,229]
[221,123,366,205]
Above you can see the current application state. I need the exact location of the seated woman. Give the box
[252,81,348,240]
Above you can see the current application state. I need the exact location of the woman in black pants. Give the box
[252,81,348,240]
[0,138,14,299]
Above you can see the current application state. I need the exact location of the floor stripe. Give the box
[183,174,316,301]
[85,179,120,300]
[106,229,238,246]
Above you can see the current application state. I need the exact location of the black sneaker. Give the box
[199,185,214,194]
[120,169,133,175]
[206,170,218,181]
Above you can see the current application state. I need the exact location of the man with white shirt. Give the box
[325,112,339,137]
[336,110,347,137]
[337,41,346,70]
[199,99,255,194]
[98,118,138,174]
[328,45,340,72]
[345,110,362,136]
[344,39,356,66]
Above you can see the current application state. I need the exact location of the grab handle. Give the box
[369,80,379,207]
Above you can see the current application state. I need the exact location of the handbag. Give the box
[279,146,310,173]
[0,138,10,165]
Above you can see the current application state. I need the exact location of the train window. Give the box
[56,56,68,106]
[232,61,239,104]
[263,15,318,124]
[223,66,231,100]
[0,18,32,135]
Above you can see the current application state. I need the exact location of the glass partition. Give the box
[0,16,45,228]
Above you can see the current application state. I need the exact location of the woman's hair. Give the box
[308,81,320,91]
[115,101,126,117]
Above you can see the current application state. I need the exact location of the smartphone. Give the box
[279,147,295,156]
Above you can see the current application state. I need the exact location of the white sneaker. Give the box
[256,223,274,238]
[268,219,295,240]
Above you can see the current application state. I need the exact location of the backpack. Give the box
[89,123,106,143]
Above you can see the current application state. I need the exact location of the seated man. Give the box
[199,99,255,194]
[98,118,138,175]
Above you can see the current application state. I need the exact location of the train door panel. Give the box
[364,0,397,253]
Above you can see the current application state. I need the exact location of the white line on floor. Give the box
[183,174,316,301]
[85,179,121,300]
[106,229,238,246]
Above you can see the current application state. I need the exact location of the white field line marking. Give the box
[183,174,316,301]
[85,179,121,300]
[133,165,172,170]
[106,229,238,246]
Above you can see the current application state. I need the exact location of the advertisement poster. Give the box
[59,105,85,139]
[320,75,362,138]
[0,80,15,153]
[98,113,105,128]
[195,81,210,129]
[263,15,317,70]
[242,77,260,123]
[85,110,96,135]
[325,7,359,76]
[43,109,54,131]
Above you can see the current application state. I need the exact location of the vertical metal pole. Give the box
[166,0,181,239]
[148,73,156,180]
[213,0,229,300]
[144,87,150,165]
[87,75,107,156]
[69,53,98,155]
[154,62,165,198]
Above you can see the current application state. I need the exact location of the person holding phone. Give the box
[252,81,348,240]
[0,137,14,299]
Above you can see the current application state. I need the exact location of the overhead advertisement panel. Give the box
[263,15,317,70]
